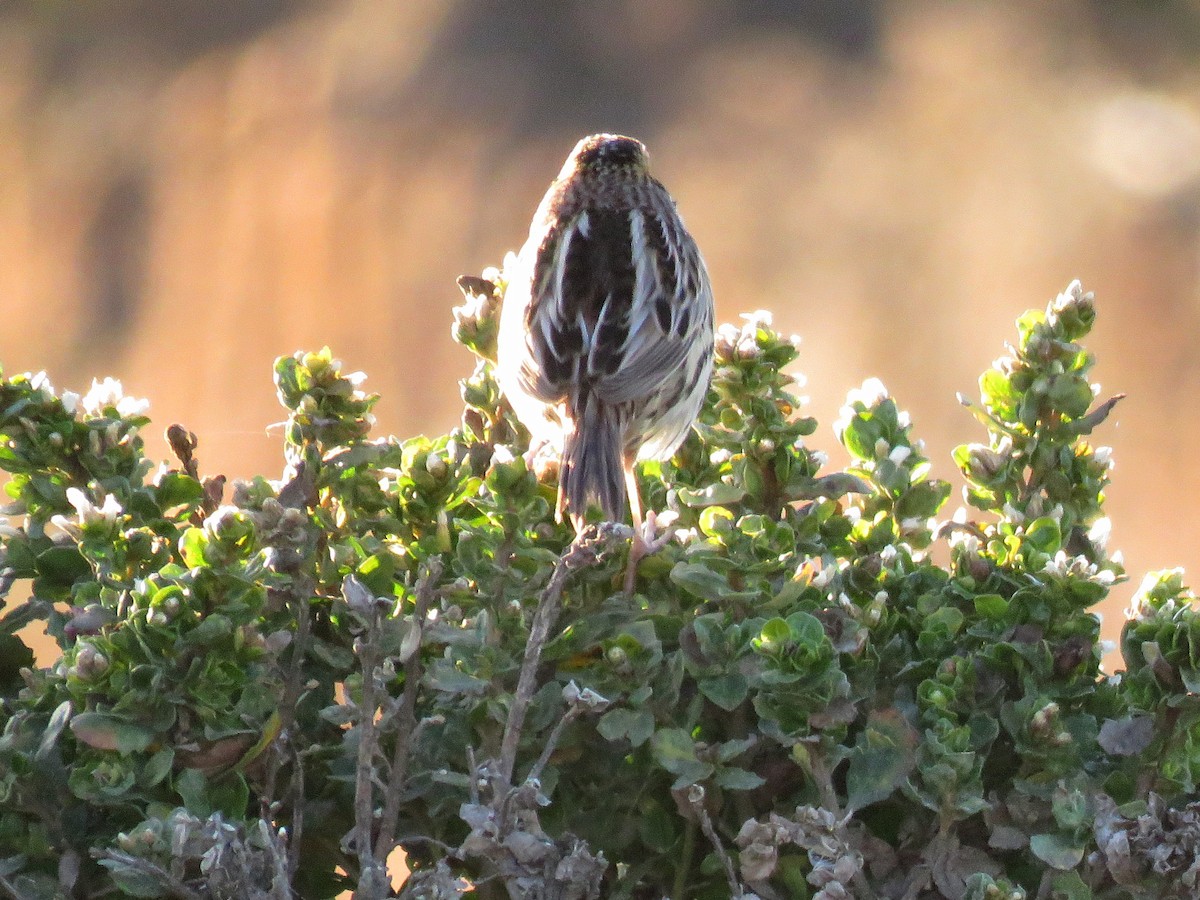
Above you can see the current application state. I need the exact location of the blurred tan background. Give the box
[5,0,1200,665]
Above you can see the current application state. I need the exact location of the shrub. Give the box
[0,276,1197,899]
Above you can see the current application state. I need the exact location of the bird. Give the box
[495,133,715,592]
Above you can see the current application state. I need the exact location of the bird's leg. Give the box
[622,459,672,593]
[623,463,644,594]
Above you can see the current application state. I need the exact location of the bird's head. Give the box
[562,134,650,179]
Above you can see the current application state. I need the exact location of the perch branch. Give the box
[374,558,442,860]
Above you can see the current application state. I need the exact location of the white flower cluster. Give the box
[68,377,151,419]
[51,486,124,535]
[713,310,803,360]
[833,378,912,444]
[715,310,770,362]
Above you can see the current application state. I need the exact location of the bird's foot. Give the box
[622,510,676,594]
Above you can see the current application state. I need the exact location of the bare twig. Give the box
[374,558,442,860]
[353,594,384,892]
[265,822,292,900]
[689,786,742,898]
[807,748,843,819]
[499,535,603,784]
[287,741,305,882]
[261,574,314,881]
[526,704,584,787]
[0,873,23,900]
[526,683,609,787]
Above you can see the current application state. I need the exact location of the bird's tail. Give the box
[558,400,625,528]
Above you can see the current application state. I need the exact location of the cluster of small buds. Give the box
[1029,701,1073,747]
[249,497,311,572]
[1041,550,1117,585]
[116,818,166,854]
[68,641,110,680]
[146,591,183,627]
[453,272,503,360]
[1047,279,1096,324]
[1126,568,1194,622]
[962,442,1009,482]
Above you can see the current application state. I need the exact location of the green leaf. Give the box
[176,768,211,815]
[1063,393,1124,437]
[677,482,746,508]
[155,472,204,510]
[0,633,35,695]
[756,617,793,654]
[0,598,49,635]
[698,674,748,711]
[34,545,91,585]
[1049,871,1092,900]
[207,772,250,819]
[785,472,871,501]
[979,368,1017,412]
[670,562,756,603]
[1029,832,1086,870]
[895,480,951,520]
[714,767,765,791]
[846,708,919,812]
[785,611,827,647]
[69,712,155,754]
[597,708,655,748]
[840,416,877,461]
[650,727,713,788]
[141,748,175,788]
[1024,517,1062,554]
[698,506,734,537]
[178,527,207,568]
[638,801,679,853]
[716,736,757,763]
[178,613,233,649]
[973,594,1008,619]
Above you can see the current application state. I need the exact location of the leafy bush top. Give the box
[0,277,1198,899]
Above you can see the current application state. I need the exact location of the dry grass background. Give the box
[5,0,1200,667]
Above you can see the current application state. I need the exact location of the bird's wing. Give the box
[594,208,706,405]
[518,205,706,408]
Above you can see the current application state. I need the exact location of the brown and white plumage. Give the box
[496,134,714,586]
